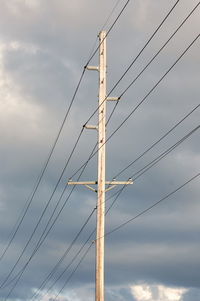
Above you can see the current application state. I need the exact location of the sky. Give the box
[0,0,199,300]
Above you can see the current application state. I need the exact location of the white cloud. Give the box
[132,284,153,300]
[131,284,187,301]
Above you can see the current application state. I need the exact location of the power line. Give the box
[105,172,200,237]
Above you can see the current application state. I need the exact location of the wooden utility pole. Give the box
[96,30,106,301]
[67,31,133,301]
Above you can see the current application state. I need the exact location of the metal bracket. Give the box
[85,185,97,193]
[84,125,98,130]
[86,66,99,71]
[106,97,120,101]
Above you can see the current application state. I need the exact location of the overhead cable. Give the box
[105,172,200,237]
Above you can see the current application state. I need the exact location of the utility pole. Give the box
[96,30,106,301]
[67,31,133,301]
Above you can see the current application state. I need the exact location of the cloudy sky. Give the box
[0,0,200,300]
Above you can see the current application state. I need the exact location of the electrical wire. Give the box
[105,172,200,237]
